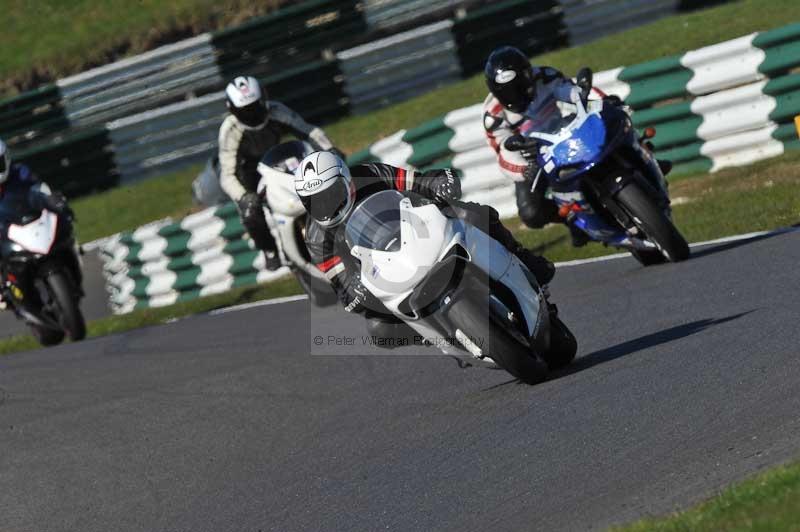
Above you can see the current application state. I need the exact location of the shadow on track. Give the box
[473,312,755,390]
[691,226,798,259]
[553,310,755,378]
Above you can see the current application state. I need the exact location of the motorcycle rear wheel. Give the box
[616,182,690,264]
[47,271,86,341]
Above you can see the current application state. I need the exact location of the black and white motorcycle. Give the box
[344,190,577,384]
[257,141,337,306]
[0,186,85,345]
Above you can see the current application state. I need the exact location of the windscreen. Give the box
[344,190,404,253]
[520,94,579,136]
[260,140,312,174]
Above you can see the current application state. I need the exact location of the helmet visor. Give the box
[494,80,534,113]
[304,179,349,222]
[0,155,6,175]
[234,100,268,127]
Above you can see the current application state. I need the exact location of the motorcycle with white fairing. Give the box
[257,141,337,306]
[0,184,85,345]
[345,190,577,384]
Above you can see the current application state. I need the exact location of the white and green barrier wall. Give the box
[101,23,800,313]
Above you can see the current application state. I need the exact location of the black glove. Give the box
[237,191,262,219]
[504,135,539,160]
[343,275,372,314]
[45,192,73,219]
[419,168,462,203]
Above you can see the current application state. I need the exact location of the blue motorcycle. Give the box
[507,73,690,265]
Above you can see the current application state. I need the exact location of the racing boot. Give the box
[513,246,555,285]
[263,250,282,272]
[486,208,556,285]
[657,159,673,177]
[568,224,589,248]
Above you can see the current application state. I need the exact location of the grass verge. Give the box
[617,460,800,531]
[4,149,799,356]
[2,0,285,94]
[73,164,201,243]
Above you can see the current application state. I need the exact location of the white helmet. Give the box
[225,75,268,129]
[294,151,354,228]
[0,140,9,184]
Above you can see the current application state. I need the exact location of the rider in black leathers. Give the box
[295,151,555,346]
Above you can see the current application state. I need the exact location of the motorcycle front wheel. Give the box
[447,286,549,385]
[29,323,65,346]
[47,271,86,341]
[616,182,690,264]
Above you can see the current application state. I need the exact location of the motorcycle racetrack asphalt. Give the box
[1,229,800,531]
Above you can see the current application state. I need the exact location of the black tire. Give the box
[543,316,577,370]
[448,292,548,384]
[629,248,667,266]
[616,182,690,264]
[47,272,86,341]
[29,323,65,347]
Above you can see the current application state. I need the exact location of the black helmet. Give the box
[226,75,269,129]
[485,46,537,113]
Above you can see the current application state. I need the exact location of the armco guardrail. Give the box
[363,0,472,31]
[57,34,222,127]
[107,92,227,183]
[15,127,118,197]
[338,20,462,114]
[453,0,566,76]
[0,85,69,151]
[101,22,800,313]
[561,0,679,45]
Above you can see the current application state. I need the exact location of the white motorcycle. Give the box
[345,190,577,384]
[0,185,85,346]
[256,141,337,306]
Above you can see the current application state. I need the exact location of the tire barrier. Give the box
[100,203,289,314]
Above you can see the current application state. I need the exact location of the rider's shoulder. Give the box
[218,114,243,142]
[535,66,565,82]
[483,93,505,116]
[266,100,296,121]
[10,163,35,182]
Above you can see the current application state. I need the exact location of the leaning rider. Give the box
[294,151,555,346]
[482,46,672,247]
[218,75,340,271]
[0,139,76,307]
